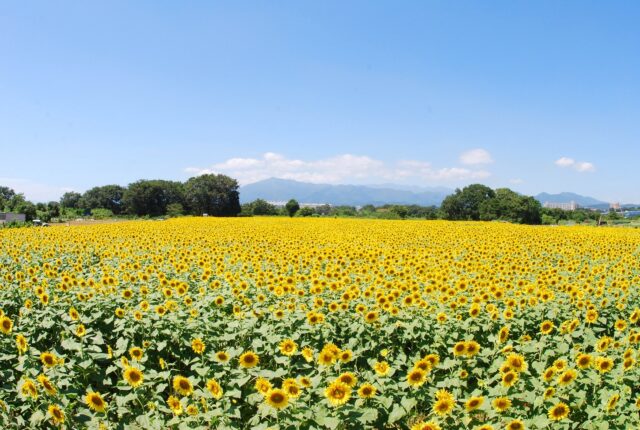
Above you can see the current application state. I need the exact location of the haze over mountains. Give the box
[239,178,616,208]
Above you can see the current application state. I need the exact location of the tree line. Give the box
[2,178,621,225]
[1,174,241,222]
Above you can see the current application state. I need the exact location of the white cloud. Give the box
[574,161,595,172]
[554,157,595,172]
[186,152,492,185]
[459,148,493,165]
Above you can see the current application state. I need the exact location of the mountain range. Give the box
[239,178,622,208]
[239,178,450,206]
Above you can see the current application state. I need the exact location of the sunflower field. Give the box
[1,218,640,429]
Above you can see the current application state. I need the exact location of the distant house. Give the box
[0,212,26,224]
[543,201,580,211]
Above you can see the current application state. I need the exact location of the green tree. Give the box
[285,199,300,217]
[122,180,185,217]
[184,174,241,216]
[250,199,277,216]
[60,191,82,209]
[298,206,315,217]
[80,185,126,214]
[391,205,409,219]
[478,188,541,224]
[441,184,495,220]
[166,203,185,217]
[0,186,16,210]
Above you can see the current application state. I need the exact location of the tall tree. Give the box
[60,191,82,209]
[80,185,126,214]
[441,184,495,220]
[184,174,241,216]
[285,199,300,217]
[122,180,185,217]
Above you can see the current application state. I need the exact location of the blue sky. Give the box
[1,1,639,202]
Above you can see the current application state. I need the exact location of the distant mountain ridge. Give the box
[239,178,619,208]
[239,178,451,206]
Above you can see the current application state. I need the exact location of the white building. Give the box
[543,201,580,211]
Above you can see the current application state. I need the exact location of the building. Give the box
[609,202,621,211]
[543,201,580,211]
[0,212,26,224]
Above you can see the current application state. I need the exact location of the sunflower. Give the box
[283,378,301,398]
[543,387,555,400]
[505,419,525,430]
[325,381,351,407]
[556,369,577,386]
[206,378,223,399]
[407,368,427,387]
[317,350,335,366]
[76,324,86,337]
[374,361,390,376]
[337,372,358,388]
[186,404,199,416]
[172,375,194,396]
[20,378,38,399]
[278,339,298,356]
[129,347,144,361]
[453,341,466,356]
[40,352,58,368]
[465,396,484,411]
[15,334,28,354]
[167,395,182,415]
[37,374,57,395]
[215,351,230,363]
[432,396,455,417]
[299,376,312,388]
[576,353,592,369]
[548,402,569,421]
[606,394,620,411]
[354,382,375,399]
[540,320,554,334]
[85,391,107,413]
[265,388,289,410]
[414,358,431,372]
[465,340,481,357]
[498,326,509,343]
[123,367,144,388]
[301,347,314,362]
[506,353,527,373]
[411,421,441,430]
[501,370,518,387]
[0,316,13,334]
[69,307,79,320]
[255,377,272,395]
[339,349,353,362]
[492,397,511,412]
[364,311,378,323]
[191,338,205,355]
[48,404,65,426]
[585,309,598,324]
[595,357,614,373]
[238,351,259,368]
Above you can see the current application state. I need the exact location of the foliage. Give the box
[184,175,241,217]
[60,192,82,209]
[122,180,185,217]
[80,185,127,215]
[298,207,315,217]
[1,219,640,429]
[285,199,300,217]
[441,184,496,221]
[248,199,278,216]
